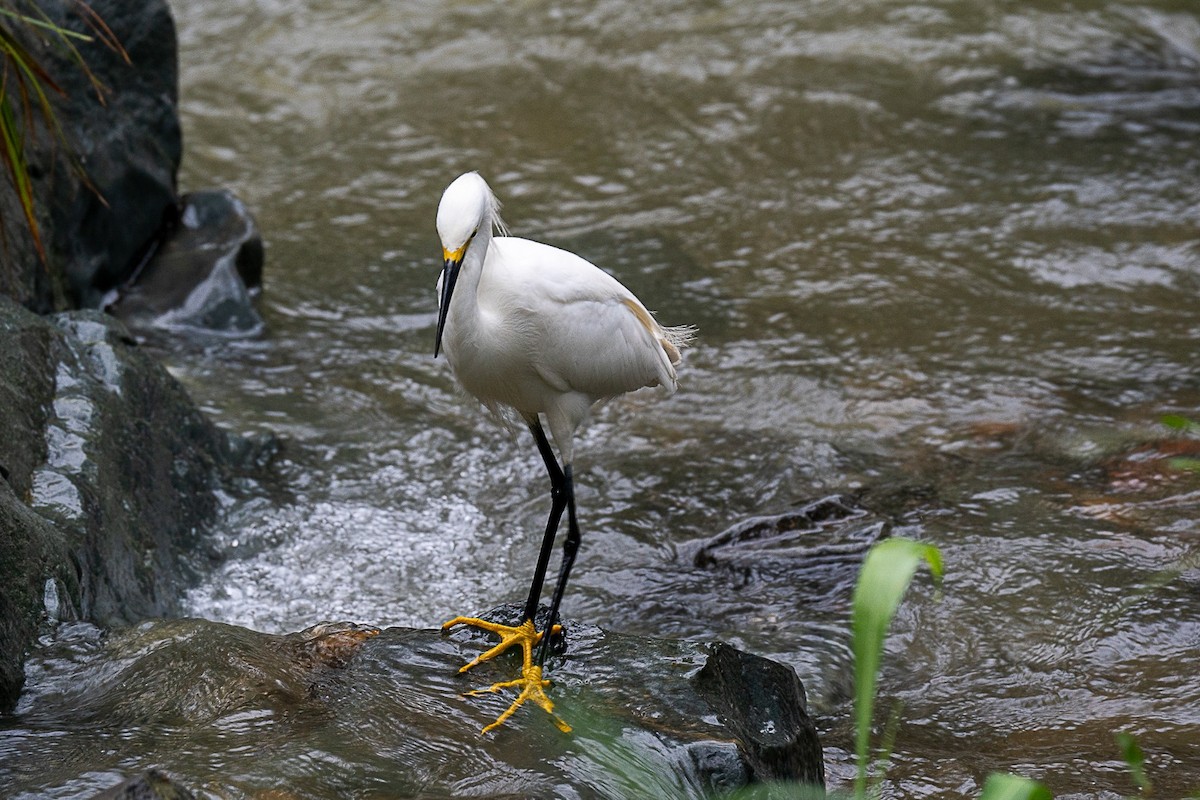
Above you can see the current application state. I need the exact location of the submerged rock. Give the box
[3,617,824,798]
[690,494,888,577]
[108,190,265,336]
[90,770,197,800]
[0,297,271,711]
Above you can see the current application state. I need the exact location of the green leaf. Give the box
[1115,732,1150,793]
[978,773,1053,800]
[1167,457,1200,473]
[851,537,943,797]
[1162,414,1200,435]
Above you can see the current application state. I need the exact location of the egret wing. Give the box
[486,237,677,399]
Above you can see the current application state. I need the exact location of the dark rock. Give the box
[0,0,181,312]
[0,300,74,711]
[0,2,269,330]
[5,617,824,798]
[108,190,265,335]
[90,770,196,800]
[691,494,888,577]
[36,308,228,624]
[694,643,825,786]
[0,296,263,711]
[0,297,56,498]
[0,480,75,712]
[0,0,271,713]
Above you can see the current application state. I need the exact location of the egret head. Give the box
[437,173,491,253]
[434,172,505,358]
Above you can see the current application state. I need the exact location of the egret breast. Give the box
[443,307,556,416]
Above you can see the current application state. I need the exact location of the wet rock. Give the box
[6,617,824,798]
[694,643,825,785]
[0,297,265,711]
[0,300,73,711]
[1061,434,1200,528]
[0,481,75,712]
[0,298,55,498]
[90,770,197,800]
[690,494,888,579]
[0,0,181,312]
[281,620,382,671]
[108,190,265,336]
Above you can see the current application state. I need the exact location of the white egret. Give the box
[433,172,693,733]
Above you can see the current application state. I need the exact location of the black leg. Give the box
[521,419,567,624]
[537,464,578,667]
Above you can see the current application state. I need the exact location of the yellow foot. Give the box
[440,616,550,673]
[441,615,570,733]
[468,664,572,734]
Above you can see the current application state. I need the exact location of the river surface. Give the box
[13,0,1200,797]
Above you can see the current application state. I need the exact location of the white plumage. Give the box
[432,171,693,734]
[435,171,690,463]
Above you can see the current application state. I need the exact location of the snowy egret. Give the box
[433,172,693,733]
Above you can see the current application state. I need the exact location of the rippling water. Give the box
[10,0,1200,796]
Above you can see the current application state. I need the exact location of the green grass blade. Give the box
[1161,414,1200,434]
[851,537,943,797]
[1114,732,1150,793]
[0,8,90,41]
[0,19,64,96]
[71,1,130,64]
[25,0,112,102]
[0,91,45,261]
[978,773,1053,800]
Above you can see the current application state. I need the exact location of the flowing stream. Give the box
[10,1,1200,796]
